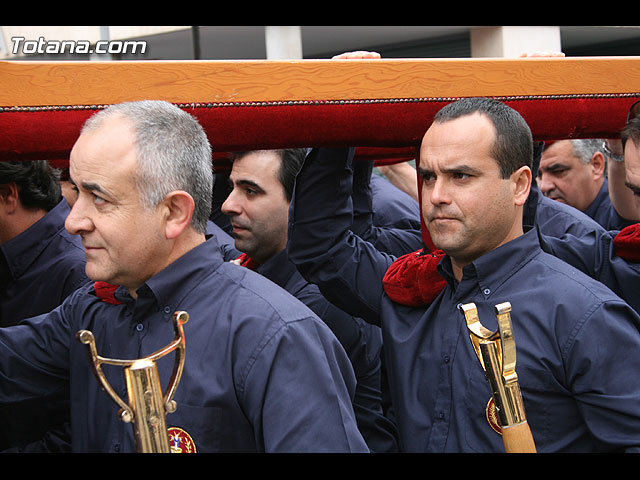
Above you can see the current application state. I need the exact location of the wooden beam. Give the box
[1,57,639,162]
[2,57,639,107]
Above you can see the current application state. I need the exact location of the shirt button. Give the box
[443,355,450,363]
[163,306,171,314]
[483,288,491,295]
[136,323,144,332]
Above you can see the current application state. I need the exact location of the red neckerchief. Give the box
[93,253,263,305]
[614,223,640,262]
[236,253,261,271]
[382,248,447,307]
[93,281,122,305]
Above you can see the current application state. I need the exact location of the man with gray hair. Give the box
[0,100,368,453]
[538,138,633,230]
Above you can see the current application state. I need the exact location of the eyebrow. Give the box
[229,177,266,193]
[69,177,113,198]
[80,181,108,194]
[417,164,483,176]
[539,162,570,173]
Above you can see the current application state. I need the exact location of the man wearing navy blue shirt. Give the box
[221,148,398,452]
[288,97,640,452]
[538,139,634,231]
[0,160,88,452]
[0,100,368,453]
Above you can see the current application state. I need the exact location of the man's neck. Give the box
[450,228,524,283]
[0,207,47,245]
[126,230,207,300]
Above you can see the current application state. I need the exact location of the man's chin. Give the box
[86,264,116,285]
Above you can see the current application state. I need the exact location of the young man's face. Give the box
[65,115,170,294]
[419,112,530,271]
[221,151,290,264]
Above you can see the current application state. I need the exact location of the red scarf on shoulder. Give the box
[93,281,122,305]
[235,253,261,270]
[614,223,640,262]
[382,248,447,307]
[92,252,263,306]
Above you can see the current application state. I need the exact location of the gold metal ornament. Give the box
[462,302,536,453]
[76,311,189,453]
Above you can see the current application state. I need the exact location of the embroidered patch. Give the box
[168,427,197,453]
[485,397,502,435]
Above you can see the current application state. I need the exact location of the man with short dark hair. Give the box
[0,161,88,325]
[222,148,399,452]
[0,101,368,453]
[288,97,640,452]
[0,160,88,452]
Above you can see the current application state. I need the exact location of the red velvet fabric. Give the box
[382,249,447,306]
[93,281,122,305]
[614,223,640,262]
[236,253,260,271]
[1,96,636,163]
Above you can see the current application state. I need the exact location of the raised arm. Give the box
[287,147,395,325]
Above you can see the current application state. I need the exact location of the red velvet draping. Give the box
[1,95,637,166]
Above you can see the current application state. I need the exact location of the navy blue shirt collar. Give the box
[584,178,608,219]
[257,249,296,289]
[437,228,541,300]
[0,200,71,281]
[114,235,224,315]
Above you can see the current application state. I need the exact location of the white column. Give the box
[470,26,562,58]
[264,26,303,59]
[90,25,112,61]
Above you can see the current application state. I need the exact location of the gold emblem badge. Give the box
[485,397,502,435]
[168,427,197,453]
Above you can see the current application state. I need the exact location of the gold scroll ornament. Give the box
[76,311,190,453]
[461,302,536,453]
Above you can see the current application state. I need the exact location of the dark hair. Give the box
[622,116,640,151]
[0,160,61,211]
[278,149,307,201]
[433,97,533,178]
[230,148,307,201]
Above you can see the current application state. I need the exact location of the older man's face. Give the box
[65,115,170,295]
[624,140,640,216]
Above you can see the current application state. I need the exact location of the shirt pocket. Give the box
[463,366,561,452]
[165,402,256,453]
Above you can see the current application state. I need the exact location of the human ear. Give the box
[0,183,20,213]
[162,190,196,240]
[511,166,532,207]
[590,151,606,179]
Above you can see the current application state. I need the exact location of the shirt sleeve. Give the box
[239,316,370,452]
[351,158,423,257]
[0,294,74,403]
[287,147,395,325]
[563,298,640,452]
[539,228,640,313]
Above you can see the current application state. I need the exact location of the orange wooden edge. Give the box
[2,57,640,108]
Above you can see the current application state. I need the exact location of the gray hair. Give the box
[82,100,213,233]
[570,139,604,165]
